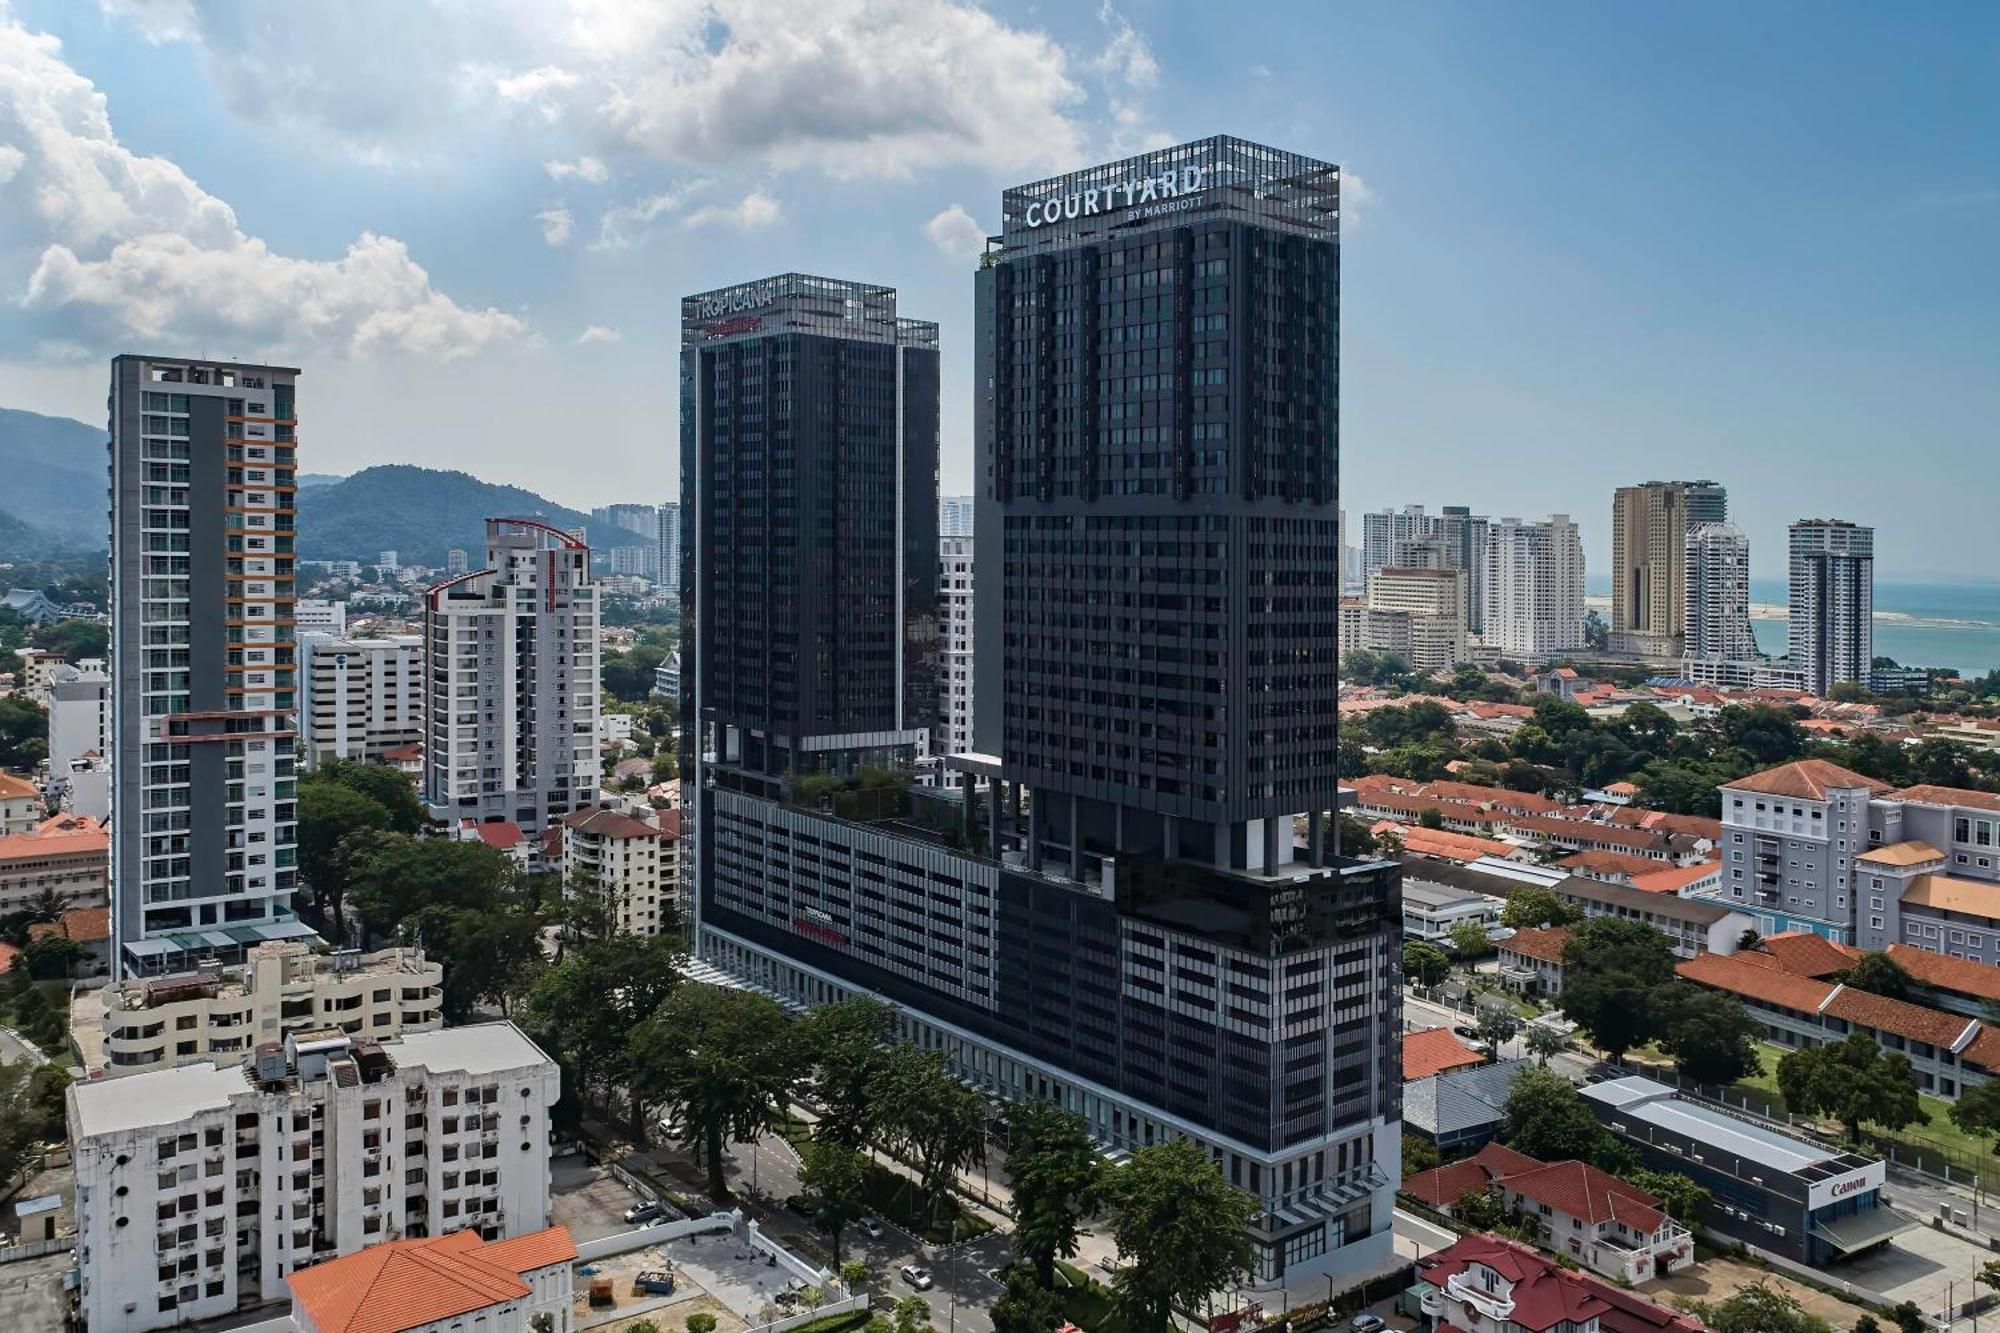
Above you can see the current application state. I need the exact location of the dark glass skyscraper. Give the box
[679,275,940,787]
[687,144,1397,1289]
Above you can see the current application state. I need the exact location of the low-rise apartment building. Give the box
[0,812,107,916]
[0,772,42,834]
[286,1225,577,1333]
[70,1023,558,1333]
[561,806,679,937]
[72,942,444,1077]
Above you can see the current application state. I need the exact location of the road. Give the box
[721,1127,1007,1333]
[1401,990,1595,1082]
[0,1024,47,1069]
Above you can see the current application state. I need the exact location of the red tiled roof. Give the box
[563,807,662,840]
[1403,1027,1486,1082]
[1723,759,1888,800]
[379,742,422,762]
[1506,815,1671,856]
[1558,849,1665,878]
[654,807,682,839]
[1676,952,1838,1012]
[0,813,107,862]
[1886,943,2000,1003]
[28,906,109,944]
[470,821,525,850]
[1628,861,1721,895]
[1380,821,1512,865]
[1419,1234,1704,1333]
[1902,873,2000,920]
[1498,1159,1667,1233]
[1823,986,1981,1054]
[1887,785,2000,815]
[1401,1142,1543,1207]
[1500,926,1571,966]
[0,773,39,801]
[1756,931,1859,979]
[0,941,18,975]
[286,1226,577,1333]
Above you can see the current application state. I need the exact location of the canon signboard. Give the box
[1806,1160,1885,1211]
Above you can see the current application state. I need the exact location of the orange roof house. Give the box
[286,1226,577,1333]
[1403,1026,1486,1082]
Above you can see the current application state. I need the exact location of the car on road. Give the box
[1348,1316,1385,1333]
[858,1216,884,1240]
[1451,1024,1480,1040]
[899,1266,934,1291]
[624,1200,667,1225]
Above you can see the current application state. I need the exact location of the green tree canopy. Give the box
[1403,940,1450,989]
[1558,918,1678,1061]
[883,1046,987,1225]
[1777,1034,1929,1143]
[1449,921,1495,959]
[1503,1066,1608,1162]
[1834,951,1915,1002]
[1652,982,1760,1085]
[1104,1138,1255,1333]
[801,996,900,1149]
[1500,886,1580,930]
[1691,1280,1833,1333]
[632,983,800,1199]
[1005,1101,1103,1288]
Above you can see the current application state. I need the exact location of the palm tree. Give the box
[25,888,65,929]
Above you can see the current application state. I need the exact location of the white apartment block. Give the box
[939,494,975,539]
[0,772,41,834]
[422,520,600,830]
[938,535,974,758]
[70,1023,558,1333]
[109,356,303,973]
[1366,566,1467,671]
[562,806,676,936]
[72,941,444,1077]
[1338,599,1414,662]
[297,633,422,768]
[1684,521,1758,663]
[48,661,111,773]
[294,599,347,636]
[1483,514,1585,661]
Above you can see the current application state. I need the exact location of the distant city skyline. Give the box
[0,4,1994,577]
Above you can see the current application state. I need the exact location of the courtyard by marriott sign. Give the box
[1022,163,1209,229]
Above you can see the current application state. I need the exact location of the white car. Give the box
[858,1217,885,1240]
[899,1266,934,1291]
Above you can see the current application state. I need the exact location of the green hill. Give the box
[0,407,107,545]
[295,465,653,566]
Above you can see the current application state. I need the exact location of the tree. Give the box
[22,933,84,981]
[406,904,543,1022]
[1474,1005,1519,1062]
[314,758,425,832]
[838,1261,868,1292]
[634,984,800,1199]
[1885,1303,1926,1333]
[1451,1187,1508,1230]
[342,832,515,948]
[884,1047,987,1225]
[1104,1137,1255,1333]
[296,775,392,937]
[1418,807,1447,830]
[1402,1135,1441,1175]
[1623,1167,1709,1227]
[799,1140,871,1263]
[1448,921,1494,959]
[989,1268,1067,1333]
[1524,1024,1566,1067]
[801,997,900,1149]
[1777,1034,1929,1143]
[1006,1101,1103,1288]
[892,1295,933,1333]
[1652,983,1760,1085]
[30,617,107,661]
[1947,1077,2000,1152]
[1503,1067,1608,1162]
[0,695,47,769]
[523,932,683,1123]
[1691,1280,1833,1333]
[1403,940,1450,989]
[686,1315,718,1333]
[1835,951,1915,1002]
[1558,918,1677,1062]
[1851,1316,1882,1333]
[1979,1259,2000,1300]
[1500,886,1579,930]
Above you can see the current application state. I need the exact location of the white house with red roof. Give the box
[287,1225,576,1333]
[1415,1233,1704,1333]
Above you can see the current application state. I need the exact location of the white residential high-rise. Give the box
[1790,519,1874,695]
[48,661,111,774]
[446,548,469,576]
[70,1023,558,1333]
[297,632,423,768]
[422,519,600,829]
[1361,505,1432,578]
[1484,515,1585,661]
[294,599,346,636]
[657,501,681,597]
[1684,522,1758,663]
[1436,507,1491,638]
[109,356,306,976]
[937,535,974,758]
[591,503,659,537]
[939,495,975,539]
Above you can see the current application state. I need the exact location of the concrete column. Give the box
[1164,813,1179,860]
[1029,798,1044,870]
[1069,793,1082,881]
[1308,810,1325,868]
[1263,814,1283,873]
[989,779,1003,858]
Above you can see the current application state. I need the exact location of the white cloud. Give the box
[1342,169,1376,223]
[683,190,780,230]
[1092,2,1169,155]
[536,205,575,247]
[0,6,529,361]
[923,204,985,261]
[544,155,608,184]
[1093,1,1159,90]
[592,186,697,249]
[576,324,621,345]
[94,0,196,44]
[104,0,1092,181]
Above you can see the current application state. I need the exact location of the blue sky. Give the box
[0,1,1995,578]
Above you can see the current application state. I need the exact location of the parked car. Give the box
[900,1266,934,1291]
[634,1271,676,1296]
[624,1200,666,1225]
[1348,1316,1385,1333]
[857,1216,885,1240]
[1451,1024,1480,1041]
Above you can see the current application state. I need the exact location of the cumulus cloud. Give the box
[544,156,608,184]
[592,186,697,250]
[576,324,621,345]
[94,0,196,44]
[0,6,529,360]
[683,190,781,230]
[104,0,1092,181]
[536,205,575,247]
[1093,2,1170,155]
[1342,169,1376,223]
[923,204,986,260]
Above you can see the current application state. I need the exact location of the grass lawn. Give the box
[1054,1261,1127,1333]
[781,1314,872,1333]
[1733,1042,2000,1171]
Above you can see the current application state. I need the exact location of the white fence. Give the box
[747,1218,832,1289]
[0,1235,69,1265]
[575,1210,739,1263]
[744,1292,869,1333]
